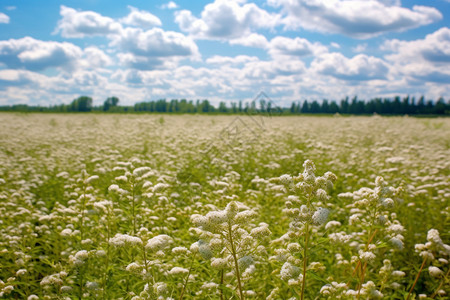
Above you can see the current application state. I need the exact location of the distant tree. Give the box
[393,96,401,114]
[329,101,339,114]
[417,96,425,114]
[434,97,446,114]
[310,100,320,113]
[218,101,228,113]
[231,102,237,113]
[70,96,93,112]
[321,99,329,113]
[340,97,349,114]
[290,102,296,114]
[301,100,309,113]
[103,96,119,111]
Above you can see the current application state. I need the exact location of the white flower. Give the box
[325,221,341,230]
[109,234,143,247]
[429,266,444,278]
[172,246,188,255]
[211,258,228,269]
[312,207,329,225]
[168,267,189,275]
[146,235,172,252]
[238,255,254,270]
[280,262,300,281]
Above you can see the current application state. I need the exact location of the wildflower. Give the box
[280,262,300,281]
[429,266,444,278]
[211,258,228,269]
[172,246,188,255]
[85,281,99,290]
[146,234,172,252]
[238,255,254,270]
[168,267,189,275]
[325,220,341,230]
[312,207,330,225]
[109,234,143,247]
[126,262,142,273]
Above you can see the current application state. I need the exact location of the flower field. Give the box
[0,113,449,299]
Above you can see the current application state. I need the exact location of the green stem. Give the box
[102,211,111,300]
[219,269,224,300]
[179,253,195,300]
[300,222,309,300]
[430,266,450,299]
[131,182,136,235]
[406,256,427,300]
[80,184,87,242]
[228,222,244,300]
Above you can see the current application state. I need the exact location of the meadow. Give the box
[0,113,448,299]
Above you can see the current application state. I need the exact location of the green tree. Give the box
[103,97,119,111]
[70,96,93,112]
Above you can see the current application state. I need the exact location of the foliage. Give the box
[1,95,450,115]
[0,114,449,299]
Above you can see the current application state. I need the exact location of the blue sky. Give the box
[0,0,449,106]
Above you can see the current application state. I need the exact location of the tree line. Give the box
[0,95,449,115]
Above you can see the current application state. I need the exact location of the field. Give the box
[0,113,449,299]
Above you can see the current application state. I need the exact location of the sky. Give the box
[0,0,449,107]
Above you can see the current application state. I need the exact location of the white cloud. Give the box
[330,42,340,49]
[383,27,450,64]
[230,33,268,48]
[0,37,113,73]
[53,6,199,71]
[81,46,113,69]
[268,0,442,39]
[109,27,199,70]
[110,27,199,65]
[268,36,328,58]
[0,69,39,91]
[119,6,162,28]
[0,12,10,23]
[383,27,450,83]
[352,43,368,53]
[175,0,280,40]
[0,37,83,71]
[311,52,389,80]
[55,5,122,38]
[206,55,259,65]
[161,1,179,10]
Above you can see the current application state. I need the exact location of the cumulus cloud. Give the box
[110,27,199,69]
[111,27,198,57]
[268,0,442,39]
[311,52,389,80]
[0,70,38,90]
[383,27,450,63]
[383,27,450,83]
[0,12,10,23]
[81,46,113,69]
[54,5,122,38]
[53,6,199,70]
[119,6,162,28]
[352,43,368,53]
[175,0,280,40]
[330,42,341,49]
[206,55,259,65]
[0,37,83,71]
[268,36,328,58]
[161,1,179,10]
[0,37,112,72]
[230,33,268,48]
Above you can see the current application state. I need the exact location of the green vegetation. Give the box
[1,95,449,115]
[0,114,449,299]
